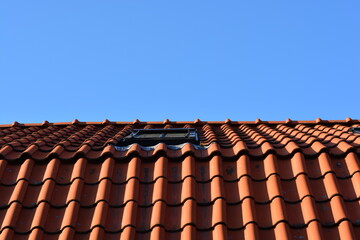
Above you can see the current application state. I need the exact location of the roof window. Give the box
[117,128,199,146]
[349,127,360,134]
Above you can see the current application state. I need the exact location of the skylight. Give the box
[349,127,360,134]
[117,128,199,146]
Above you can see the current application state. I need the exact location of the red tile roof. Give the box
[0,119,359,240]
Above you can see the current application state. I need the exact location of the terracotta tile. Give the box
[109,229,132,240]
[212,224,227,240]
[49,183,71,206]
[330,153,360,178]
[335,174,360,201]
[280,176,306,202]
[303,221,323,240]
[251,174,281,202]
[344,201,360,223]
[139,162,156,183]
[252,198,286,227]
[27,164,47,184]
[258,227,277,240]
[90,201,109,230]
[136,206,152,232]
[195,229,213,240]
[161,230,180,240]
[249,155,275,180]
[226,204,245,229]
[284,196,315,225]
[109,162,130,183]
[245,223,261,240]
[104,205,125,232]
[117,226,136,240]
[43,206,66,232]
[28,229,46,240]
[0,185,15,207]
[1,202,22,231]
[321,221,350,240]
[167,161,182,182]
[194,161,210,181]
[108,183,127,206]
[75,206,96,232]
[121,201,137,228]
[9,180,29,206]
[36,179,56,203]
[151,178,167,204]
[94,179,112,204]
[30,202,50,231]
[222,162,240,182]
[204,143,222,158]
[228,228,249,240]
[0,228,14,240]
[83,163,102,184]
[353,226,360,240]
[150,201,166,229]
[58,150,77,160]
[223,177,251,203]
[277,155,304,180]
[0,146,14,158]
[167,178,193,205]
[249,141,274,156]
[73,232,91,240]
[11,233,33,240]
[180,225,196,240]
[0,208,8,229]
[14,206,36,233]
[1,164,21,185]
[138,183,155,206]
[80,183,99,206]
[122,178,139,205]
[60,201,79,230]
[53,163,74,184]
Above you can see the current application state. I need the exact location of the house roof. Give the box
[0,119,359,240]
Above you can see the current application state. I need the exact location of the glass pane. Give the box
[135,133,162,138]
[163,132,188,138]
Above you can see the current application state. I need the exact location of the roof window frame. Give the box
[117,128,199,146]
[349,127,360,134]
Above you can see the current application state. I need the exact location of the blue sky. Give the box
[1,1,359,124]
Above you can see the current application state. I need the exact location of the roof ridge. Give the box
[0,118,358,127]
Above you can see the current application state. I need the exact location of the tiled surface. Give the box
[0,119,359,240]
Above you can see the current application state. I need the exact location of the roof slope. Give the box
[0,119,359,240]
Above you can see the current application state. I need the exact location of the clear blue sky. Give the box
[1,1,359,124]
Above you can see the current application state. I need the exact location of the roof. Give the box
[0,118,359,240]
